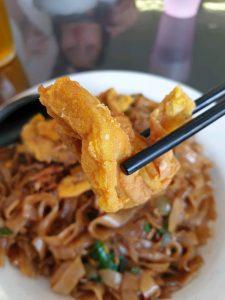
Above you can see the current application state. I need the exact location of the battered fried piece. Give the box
[139,87,196,194]
[39,78,195,212]
[99,88,134,114]
[103,87,195,196]
[21,114,78,165]
[149,87,196,144]
[58,166,91,198]
[39,78,151,212]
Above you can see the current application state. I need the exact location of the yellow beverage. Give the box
[0,0,15,67]
[0,56,29,103]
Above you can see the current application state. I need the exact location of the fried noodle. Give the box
[0,86,216,299]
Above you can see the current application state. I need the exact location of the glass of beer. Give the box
[0,0,15,67]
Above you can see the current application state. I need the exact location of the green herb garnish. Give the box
[89,274,102,283]
[143,223,152,233]
[157,227,166,237]
[157,218,172,246]
[0,227,13,237]
[131,266,141,275]
[90,241,117,270]
[91,241,109,267]
[157,219,169,237]
[118,255,127,273]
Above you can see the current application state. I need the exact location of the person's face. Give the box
[60,22,102,69]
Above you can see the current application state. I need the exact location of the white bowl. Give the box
[1,70,224,300]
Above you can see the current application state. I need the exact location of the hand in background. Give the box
[106,0,139,37]
[22,23,49,58]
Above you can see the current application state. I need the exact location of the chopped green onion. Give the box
[90,241,117,271]
[118,255,127,273]
[157,227,166,237]
[131,266,141,275]
[109,251,115,261]
[0,227,13,237]
[143,223,152,233]
[85,263,102,282]
[157,218,172,246]
[108,252,118,271]
[89,274,102,283]
[157,219,169,237]
[91,241,109,267]
[164,219,169,230]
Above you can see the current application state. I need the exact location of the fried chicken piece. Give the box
[39,78,151,212]
[21,114,77,165]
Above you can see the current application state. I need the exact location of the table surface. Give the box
[0,0,225,103]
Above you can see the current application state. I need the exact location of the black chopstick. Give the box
[194,82,225,113]
[140,83,225,138]
[122,97,225,175]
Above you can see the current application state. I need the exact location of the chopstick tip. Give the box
[120,162,131,176]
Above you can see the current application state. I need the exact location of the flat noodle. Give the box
[168,196,185,233]
[44,198,91,248]
[88,206,140,240]
[8,237,37,277]
[121,273,139,300]
[23,193,59,235]
[99,269,122,290]
[0,86,216,300]
[51,256,85,295]
[79,282,105,300]
[139,270,160,298]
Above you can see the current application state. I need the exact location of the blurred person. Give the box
[51,10,109,74]
[106,0,139,37]
[5,0,138,80]
[35,0,139,75]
